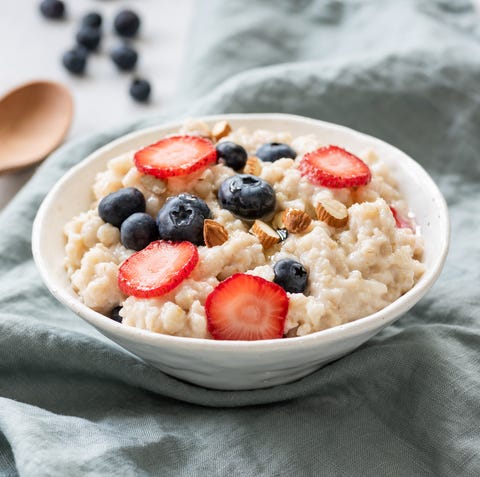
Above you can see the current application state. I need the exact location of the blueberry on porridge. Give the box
[64,119,424,340]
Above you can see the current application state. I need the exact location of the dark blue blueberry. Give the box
[76,26,101,51]
[110,44,138,71]
[129,78,151,102]
[218,174,276,220]
[110,306,123,323]
[114,9,140,37]
[98,187,146,228]
[273,259,308,294]
[216,141,248,171]
[82,12,102,28]
[40,0,65,19]
[62,47,88,75]
[256,142,296,162]
[120,213,159,251]
[157,193,212,245]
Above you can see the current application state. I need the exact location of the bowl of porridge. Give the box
[32,113,449,390]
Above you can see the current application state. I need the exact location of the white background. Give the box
[0,0,195,209]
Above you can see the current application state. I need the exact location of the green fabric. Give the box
[1,0,479,475]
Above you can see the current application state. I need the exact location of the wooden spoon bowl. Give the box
[0,81,73,173]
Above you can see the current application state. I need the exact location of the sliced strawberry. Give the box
[118,240,198,298]
[298,145,371,188]
[389,206,414,230]
[134,135,217,179]
[205,274,289,341]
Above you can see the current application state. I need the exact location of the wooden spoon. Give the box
[0,80,73,174]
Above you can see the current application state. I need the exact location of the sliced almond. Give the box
[272,211,285,229]
[203,219,229,247]
[243,156,261,176]
[211,121,232,141]
[315,198,348,227]
[250,220,280,249]
[282,208,312,234]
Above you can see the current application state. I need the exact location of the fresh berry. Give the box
[98,187,146,228]
[218,174,276,220]
[110,44,138,71]
[110,306,123,323]
[216,141,248,171]
[256,142,296,162]
[118,240,198,298]
[39,0,65,19]
[389,206,414,230]
[205,274,289,341]
[273,259,308,294]
[114,9,141,38]
[82,12,102,28]
[61,47,88,75]
[129,78,151,102]
[134,135,217,179]
[120,212,159,251]
[76,26,101,51]
[157,193,212,245]
[299,146,371,188]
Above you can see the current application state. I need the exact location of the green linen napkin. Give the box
[1,0,479,475]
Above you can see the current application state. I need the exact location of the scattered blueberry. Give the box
[277,229,289,241]
[62,47,88,75]
[218,174,276,220]
[110,306,123,323]
[256,142,296,162]
[114,9,141,38]
[216,142,248,171]
[76,26,101,51]
[110,44,138,71]
[39,0,65,19]
[120,212,159,251]
[157,193,212,245]
[82,12,102,28]
[273,259,308,294]
[98,187,146,228]
[129,78,151,102]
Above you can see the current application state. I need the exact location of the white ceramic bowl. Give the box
[32,113,449,390]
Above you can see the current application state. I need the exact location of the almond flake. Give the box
[203,219,228,247]
[243,156,261,176]
[315,198,348,227]
[211,121,232,141]
[282,208,312,234]
[250,220,280,249]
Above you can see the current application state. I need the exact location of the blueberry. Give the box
[273,259,308,294]
[62,47,88,75]
[82,12,102,28]
[110,44,138,71]
[114,9,141,37]
[98,187,146,228]
[256,142,296,162]
[216,142,248,171]
[110,306,123,323]
[39,0,65,19]
[120,212,158,251]
[157,193,212,245]
[129,78,151,102]
[76,26,101,51]
[218,174,276,220]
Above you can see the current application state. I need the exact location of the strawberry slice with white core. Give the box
[118,240,198,298]
[389,206,414,230]
[205,274,289,341]
[134,135,217,179]
[299,145,371,188]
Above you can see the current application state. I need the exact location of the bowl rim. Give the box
[32,112,450,352]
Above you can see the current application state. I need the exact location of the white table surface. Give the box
[0,0,195,210]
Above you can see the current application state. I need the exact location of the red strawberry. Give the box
[134,135,217,179]
[118,240,198,298]
[389,206,414,230]
[298,145,371,188]
[205,274,289,341]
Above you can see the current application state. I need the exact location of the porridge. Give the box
[64,118,424,340]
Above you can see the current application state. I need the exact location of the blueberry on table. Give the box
[110,44,138,71]
[216,141,248,171]
[157,193,212,245]
[273,259,308,294]
[76,26,102,51]
[82,12,102,28]
[62,47,88,75]
[129,78,151,102]
[98,187,146,228]
[120,213,159,251]
[114,9,141,37]
[39,0,65,19]
[110,306,123,323]
[218,174,276,220]
[256,142,296,162]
